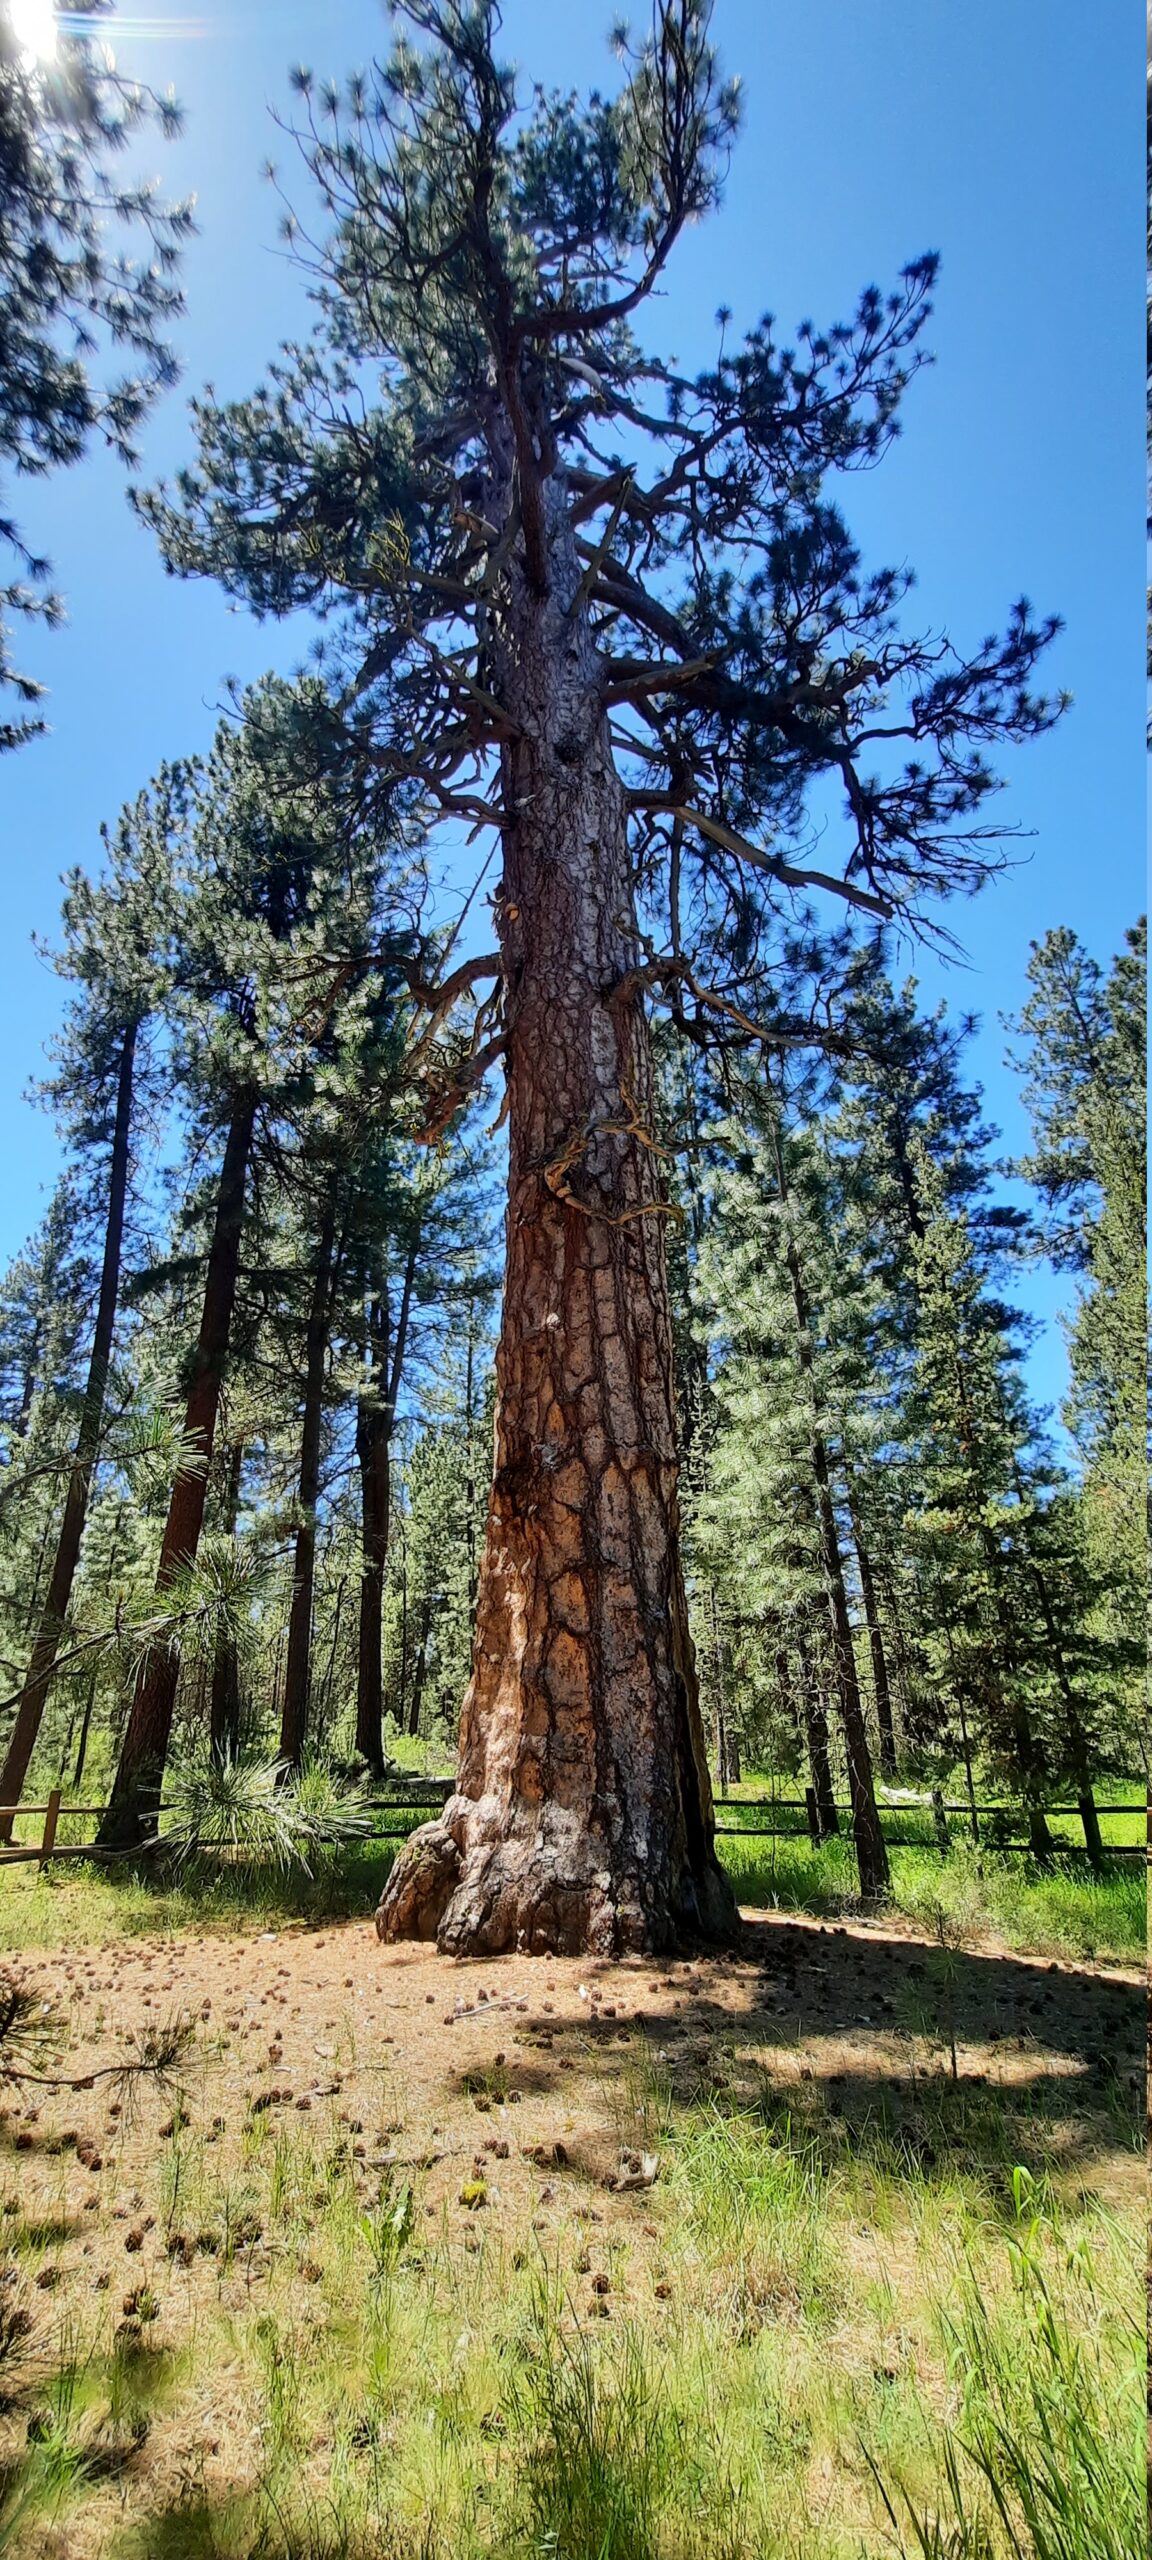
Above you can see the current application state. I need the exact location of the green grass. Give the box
[869,2187,1144,2560]
[0,2101,1139,2559]
[1,1820,1143,1966]
[0,1838,402,1949]
[0,1821,1143,2558]
[717,1834,1145,1966]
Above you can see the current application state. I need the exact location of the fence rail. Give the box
[712,1787,1146,1860]
[0,1776,1143,1869]
[0,1776,455,1867]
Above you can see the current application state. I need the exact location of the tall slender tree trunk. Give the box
[72,1669,98,1793]
[395,1539,410,1722]
[462,1310,480,1614]
[881,1570,921,1739]
[770,1122,889,1899]
[846,1486,897,1776]
[941,1330,1053,1856]
[707,1588,741,1787]
[406,1607,431,1740]
[1022,1546,1103,1867]
[98,1086,257,1848]
[0,1019,138,1838]
[355,1235,419,1774]
[957,1697,980,1844]
[13,1326,39,1442]
[319,1573,347,1736]
[279,1199,338,1772]
[813,1453,890,1896]
[891,1124,1053,1841]
[790,1623,840,1837]
[377,469,735,1955]
[209,1440,245,1765]
[982,1536,1054,1860]
[1002,1439,1104,1865]
[355,1357,390,1773]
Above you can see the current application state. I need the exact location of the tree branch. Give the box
[629,795,894,919]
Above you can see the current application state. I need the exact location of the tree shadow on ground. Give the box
[478,1911,1143,2198]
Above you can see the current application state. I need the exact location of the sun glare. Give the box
[9,0,57,62]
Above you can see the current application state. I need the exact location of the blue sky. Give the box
[0,0,1143,1424]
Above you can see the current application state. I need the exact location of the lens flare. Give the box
[8,0,57,62]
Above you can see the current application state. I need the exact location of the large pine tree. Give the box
[137,1,1060,1952]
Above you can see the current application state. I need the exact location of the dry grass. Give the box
[0,1900,1142,2557]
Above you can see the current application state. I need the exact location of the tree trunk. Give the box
[209,1440,245,1765]
[790,1625,840,1838]
[769,1123,888,1897]
[98,1086,257,1848]
[0,1019,138,1838]
[1018,1528,1104,1869]
[975,1517,1054,1861]
[1003,1425,1102,1861]
[318,1572,347,1738]
[846,1486,898,1777]
[355,1370,390,1772]
[814,1454,890,1896]
[355,1238,418,1774]
[462,1309,480,1613]
[279,1198,338,1772]
[377,469,735,1956]
[956,1691,980,1843]
[72,1668,98,1792]
[709,1586,735,1789]
[940,1344,1054,1860]
[406,1606,431,1740]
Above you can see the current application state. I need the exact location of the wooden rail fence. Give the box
[0,1780,455,1868]
[0,1778,1143,1869]
[712,1789,1147,1859]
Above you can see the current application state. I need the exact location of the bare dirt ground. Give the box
[4,1902,1141,2241]
[0,1904,1142,2554]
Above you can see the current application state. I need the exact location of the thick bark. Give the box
[846,1487,898,1777]
[355,1240,418,1773]
[377,469,736,1956]
[279,1198,338,1772]
[209,1440,245,1765]
[98,1087,257,1848]
[0,1020,138,1837]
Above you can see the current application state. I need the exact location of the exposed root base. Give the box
[374,1803,740,1958]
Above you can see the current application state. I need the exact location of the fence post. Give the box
[39,1788,62,1870]
[804,1786,821,1844]
[931,1788,951,1856]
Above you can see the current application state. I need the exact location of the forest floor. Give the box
[0,1892,1143,2558]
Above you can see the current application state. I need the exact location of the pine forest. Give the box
[0,7,1144,2558]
